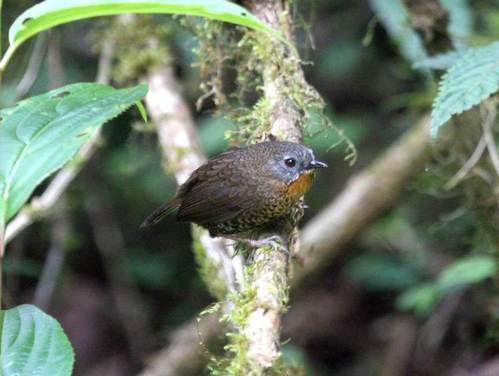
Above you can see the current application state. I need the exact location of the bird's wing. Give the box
[176,153,259,225]
[177,181,255,225]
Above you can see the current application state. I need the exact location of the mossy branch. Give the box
[220,1,311,373]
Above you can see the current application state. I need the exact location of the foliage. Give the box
[431,41,499,136]
[0,83,147,223]
[369,0,499,139]
[397,255,496,317]
[396,283,440,317]
[437,255,496,289]
[3,0,285,71]
[90,15,175,84]
[1,305,74,375]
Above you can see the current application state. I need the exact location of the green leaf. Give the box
[3,0,284,69]
[0,83,148,222]
[136,100,148,123]
[437,255,496,290]
[368,0,430,76]
[1,304,74,376]
[439,0,473,50]
[397,255,496,318]
[396,283,440,317]
[431,41,499,137]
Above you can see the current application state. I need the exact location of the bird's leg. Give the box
[238,235,289,254]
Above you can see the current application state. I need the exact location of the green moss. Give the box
[208,251,293,374]
[183,19,236,108]
[192,226,227,300]
[189,19,356,160]
[89,15,173,84]
[225,97,273,145]
[229,286,256,327]
[216,285,292,375]
[206,287,254,375]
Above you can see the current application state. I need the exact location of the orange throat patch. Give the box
[286,171,315,200]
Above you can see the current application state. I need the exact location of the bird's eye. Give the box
[284,158,297,168]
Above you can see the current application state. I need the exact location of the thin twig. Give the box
[481,101,499,178]
[96,37,115,86]
[380,316,418,376]
[47,30,64,90]
[417,289,465,353]
[33,201,69,310]
[444,134,487,190]
[85,184,152,361]
[16,34,48,99]
[32,30,67,306]
[140,313,224,376]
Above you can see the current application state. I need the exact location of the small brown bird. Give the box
[142,141,327,238]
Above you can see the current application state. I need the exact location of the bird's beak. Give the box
[307,160,328,169]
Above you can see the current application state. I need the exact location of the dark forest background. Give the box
[3,1,499,375]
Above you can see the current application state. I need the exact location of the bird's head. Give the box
[265,141,327,184]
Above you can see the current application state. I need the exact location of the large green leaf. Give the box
[1,304,74,376]
[2,0,282,69]
[0,83,147,222]
[431,41,499,136]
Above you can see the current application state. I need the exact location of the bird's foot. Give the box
[239,235,288,253]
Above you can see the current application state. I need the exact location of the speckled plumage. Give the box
[142,141,326,237]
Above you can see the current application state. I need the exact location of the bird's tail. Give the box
[141,198,180,228]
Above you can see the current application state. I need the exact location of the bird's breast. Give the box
[286,171,315,201]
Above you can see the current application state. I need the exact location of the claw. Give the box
[241,235,289,254]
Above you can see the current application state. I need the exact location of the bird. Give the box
[141,141,327,240]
